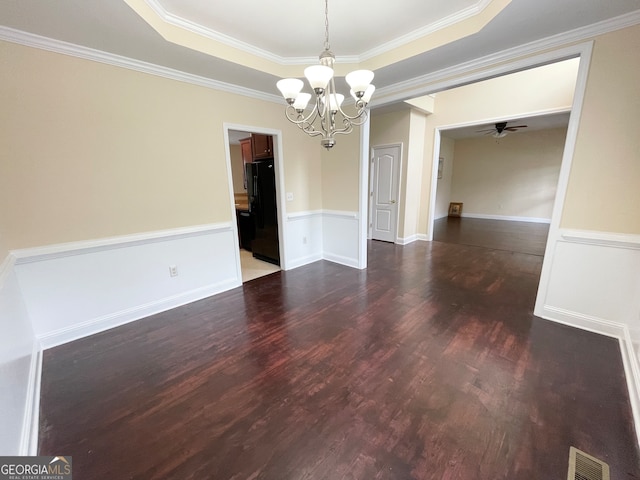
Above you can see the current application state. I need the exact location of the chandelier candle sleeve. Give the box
[275,0,375,149]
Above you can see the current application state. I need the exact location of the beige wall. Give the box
[562,25,640,233]
[435,136,455,219]
[450,128,566,219]
[416,57,580,235]
[404,111,427,237]
[321,127,361,212]
[369,108,411,233]
[0,40,324,258]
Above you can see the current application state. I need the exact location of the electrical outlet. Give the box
[286,192,294,201]
[169,265,178,277]
[303,236,307,244]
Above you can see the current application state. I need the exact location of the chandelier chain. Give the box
[324,0,330,51]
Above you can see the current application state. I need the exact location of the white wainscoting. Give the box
[322,210,360,268]
[460,213,551,224]
[535,228,640,442]
[285,211,323,270]
[13,223,242,349]
[0,254,40,455]
[285,210,361,269]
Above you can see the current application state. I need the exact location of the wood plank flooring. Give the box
[38,240,639,479]
[433,217,549,256]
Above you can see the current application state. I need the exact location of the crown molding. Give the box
[143,0,494,66]
[374,8,640,105]
[0,26,283,104]
[143,0,316,66]
[359,0,493,61]
[2,7,639,106]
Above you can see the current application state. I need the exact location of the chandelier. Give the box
[275,0,375,149]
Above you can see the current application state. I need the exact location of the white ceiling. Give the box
[1,0,639,102]
[441,112,571,139]
[155,0,483,58]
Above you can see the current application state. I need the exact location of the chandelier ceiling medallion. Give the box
[276,0,375,149]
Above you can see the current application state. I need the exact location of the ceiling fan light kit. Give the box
[276,0,375,150]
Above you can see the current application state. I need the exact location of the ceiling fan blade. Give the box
[505,125,528,130]
[475,128,496,133]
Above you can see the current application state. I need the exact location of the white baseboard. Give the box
[286,253,323,270]
[460,213,551,224]
[20,342,42,455]
[537,305,640,448]
[396,235,418,245]
[37,280,238,349]
[535,228,640,447]
[323,252,360,268]
[621,328,640,449]
[397,234,428,245]
[537,305,627,339]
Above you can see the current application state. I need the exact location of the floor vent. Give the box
[567,446,610,480]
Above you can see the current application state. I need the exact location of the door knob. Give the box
[390,200,396,204]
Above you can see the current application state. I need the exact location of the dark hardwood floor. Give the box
[38,240,639,479]
[433,216,550,256]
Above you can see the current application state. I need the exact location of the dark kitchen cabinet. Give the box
[240,137,252,189]
[240,137,252,165]
[251,134,273,160]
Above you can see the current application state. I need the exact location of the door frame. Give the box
[223,123,287,274]
[427,106,572,239]
[368,143,403,243]
[413,42,594,320]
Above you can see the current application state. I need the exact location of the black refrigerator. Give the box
[246,159,280,265]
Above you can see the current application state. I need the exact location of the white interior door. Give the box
[370,145,400,242]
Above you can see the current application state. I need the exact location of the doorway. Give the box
[369,144,401,243]
[431,110,571,256]
[226,127,282,282]
[364,44,591,280]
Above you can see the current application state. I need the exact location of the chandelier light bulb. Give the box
[276,78,304,103]
[345,70,374,96]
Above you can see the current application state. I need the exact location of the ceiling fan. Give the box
[476,121,528,138]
